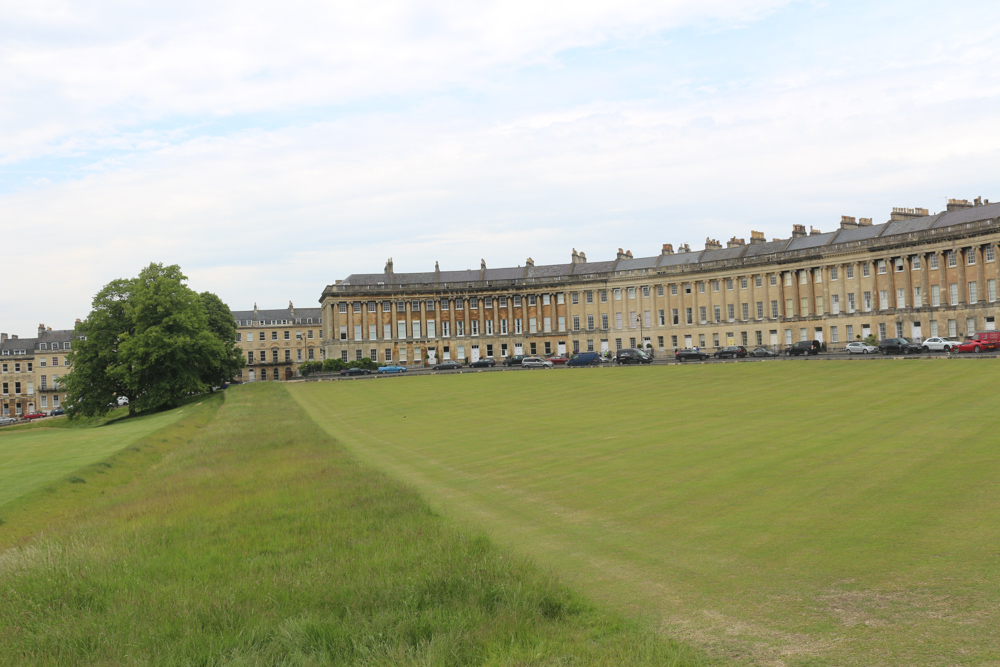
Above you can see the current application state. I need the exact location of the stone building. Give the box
[1,324,77,417]
[232,303,323,382]
[319,198,1000,364]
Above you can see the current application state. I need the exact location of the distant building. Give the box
[319,197,1000,363]
[1,324,78,417]
[232,302,323,382]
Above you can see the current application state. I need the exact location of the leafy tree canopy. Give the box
[65,263,244,418]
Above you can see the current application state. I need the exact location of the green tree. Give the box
[65,263,243,418]
[298,360,323,376]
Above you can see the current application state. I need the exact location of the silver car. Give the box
[845,341,877,354]
[921,336,960,352]
[0,416,17,426]
[521,356,554,368]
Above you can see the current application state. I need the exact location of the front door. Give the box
[911,321,922,340]
[470,345,480,362]
[557,341,566,356]
[814,327,824,343]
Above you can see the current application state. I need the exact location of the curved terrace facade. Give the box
[320,198,1000,365]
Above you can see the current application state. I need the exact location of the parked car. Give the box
[545,356,569,365]
[23,412,47,420]
[0,416,17,426]
[469,357,496,368]
[749,347,777,357]
[953,331,1000,353]
[615,348,652,365]
[521,356,554,368]
[48,407,66,416]
[878,338,922,354]
[920,336,961,352]
[675,348,709,362]
[503,355,527,367]
[566,352,602,367]
[340,367,372,376]
[786,340,821,356]
[376,365,407,374]
[845,341,877,355]
[714,345,747,359]
[433,360,463,370]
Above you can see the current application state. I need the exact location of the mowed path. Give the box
[0,410,187,507]
[291,361,1000,666]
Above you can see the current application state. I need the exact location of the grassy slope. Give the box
[0,408,186,508]
[0,383,692,666]
[290,361,1000,666]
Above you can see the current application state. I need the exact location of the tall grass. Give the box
[0,383,695,666]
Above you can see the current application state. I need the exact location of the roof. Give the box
[328,204,1000,291]
[1,337,36,355]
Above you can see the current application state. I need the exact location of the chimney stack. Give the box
[289,301,294,318]
[859,217,872,226]
[727,236,745,248]
[809,226,823,236]
[791,224,806,238]
[571,248,587,264]
[705,237,722,250]
[38,323,45,335]
[525,257,534,267]
[661,243,674,255]
[891,206,929,220]
[678,243,691,253]
[840,216,858,230]
[749,231,765,245]
[1,333,6,344]
[480,258,486,280]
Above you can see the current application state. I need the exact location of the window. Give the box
[727,304,735,321]
[771,300,779,318]
[354,325,362,340]
[615,313,623,329]
[714,306,721,323]
[863,291,872,312]
[340,325,348,340]
[471,320,479,336]
[741,277,749,289]
[967,250,976,265]
[272,350,279,363]
[397,321,407,339]
[949,283,958,306]
[601,290,608,302]
[628,287,635,299]
[947,251,957,268]
[471,297,479,309]
[799,271,807,285]
[786,299,794,317]
[271,331,278,341]
[879,290,888,310]
[456,299,465,310]
[657,285,664,296]
[877,260,886,274]
[800,297,808,316]
[969,281,978,303]
[770,274,777,286]
[986,246,995,263]
[528,295,537,306]
[846,265,854,279]
[862,263,870,277]
[585,291,593,304]
[428,320,437,338]
[601,314,609,329]
[586,315,594,330]
[846,325,854,341]
[341,350,349,362]
[896,288,905,308]
[697,283,705,294]
[831,326,839,343]
[755,276,762,288]
[931,285,940,306]
[573,315,580,331]
[929,254,939,269]
[543,316,551,333]
[529,317,537,333]
[878,323,887,339]
[499,297,507,307]
[713,281,720,292]
[629,311,637,328]
[644,310,651,327]
[742,303,749,320]
[514,319,522,334]
[339,302,348,313]
[658,310,665,325]
[352,302,362,313]
[989,279,997,302]
[542,294,550,306]
[726,278,734,291]
[699,306,706,324]
[913,286,922,307]
[685,284,692,294]
[284,349,291,362]
[756,302,764,319]
[672,309,679,325]
[614,289,622,300]
[485,297,494,308]
[670,284,678,295]
[831,294,839,314]
[784,273,792,287]
[967,317,976,334]
[499,319,507,334]
[307,330,314,339]
[571,292,579,305]
[948,319,957,337]
[557,316,565,332]
[457,321,465,336]
[830,266,838,281]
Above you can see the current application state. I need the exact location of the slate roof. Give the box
[331,204,999,290]
[1,337,36,355]
[232,306,322,324]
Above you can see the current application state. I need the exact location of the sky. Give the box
[2,0,1000,335]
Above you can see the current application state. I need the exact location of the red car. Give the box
[546,356,569,365]
[23,412,47,420]
[954,331,1000,353]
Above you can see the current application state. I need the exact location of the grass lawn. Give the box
[290,361,1000,666]
[1,384,691,665]
[0,408,187,508]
